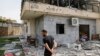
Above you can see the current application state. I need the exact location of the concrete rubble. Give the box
[20,38,100,56]
[22,46,100,56]
[3,41,24,56]
[18,36,100,56]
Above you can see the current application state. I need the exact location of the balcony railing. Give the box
[21,0,100,13]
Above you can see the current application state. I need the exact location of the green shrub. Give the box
[0,50,4,56]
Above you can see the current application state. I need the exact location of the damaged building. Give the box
[21,0,100,44]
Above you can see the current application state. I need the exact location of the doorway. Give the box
[79,25,90,41]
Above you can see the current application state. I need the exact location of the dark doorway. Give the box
[79,25,90,41]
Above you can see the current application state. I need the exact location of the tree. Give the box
[0,17,16,23]
[0,18,6,23]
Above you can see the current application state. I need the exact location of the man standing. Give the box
[41,30,56,56]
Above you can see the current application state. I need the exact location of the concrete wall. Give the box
[8,25,22,36]
[30,19,35,36]
[12,26,22,36]
[26,20,31,35]
[35,16,44,35]
[0,23,22,36]
[24,19,36,37]
[21,2,100,20]
[35,16,44,45]
[43,15,96,44]
[96,19,100,34]
[79,19,96,40]
[44,15,78,43]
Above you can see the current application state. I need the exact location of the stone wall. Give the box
[0,27,8,36]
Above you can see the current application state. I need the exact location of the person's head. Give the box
[41,29,48,37]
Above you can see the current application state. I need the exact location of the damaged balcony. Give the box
[21,0,100,20]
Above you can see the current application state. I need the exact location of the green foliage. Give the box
[8,38,19,41]
[0,50,4,56]
[0,18,6,23]
[0,37,19,48]
[0,37,19,56]
[0,37,19,43]
[0,17,16,23]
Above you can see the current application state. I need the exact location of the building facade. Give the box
[21,0,100,43]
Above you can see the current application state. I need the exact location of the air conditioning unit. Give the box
[71,18,79,26]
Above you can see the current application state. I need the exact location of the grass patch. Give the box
[8,38,19,41]
[0,37,19,47]
[0,43,5,47]
[0,50,4,56]
[0,37,19,43]
[0,38,10,43]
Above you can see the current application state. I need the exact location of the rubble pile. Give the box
[22,41,100,56]
[3,42,24,56]
[82,41,100,50]
[20,37,100,56]
[24,46,100,56]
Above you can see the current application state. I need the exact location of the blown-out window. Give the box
[56,24,65,34]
